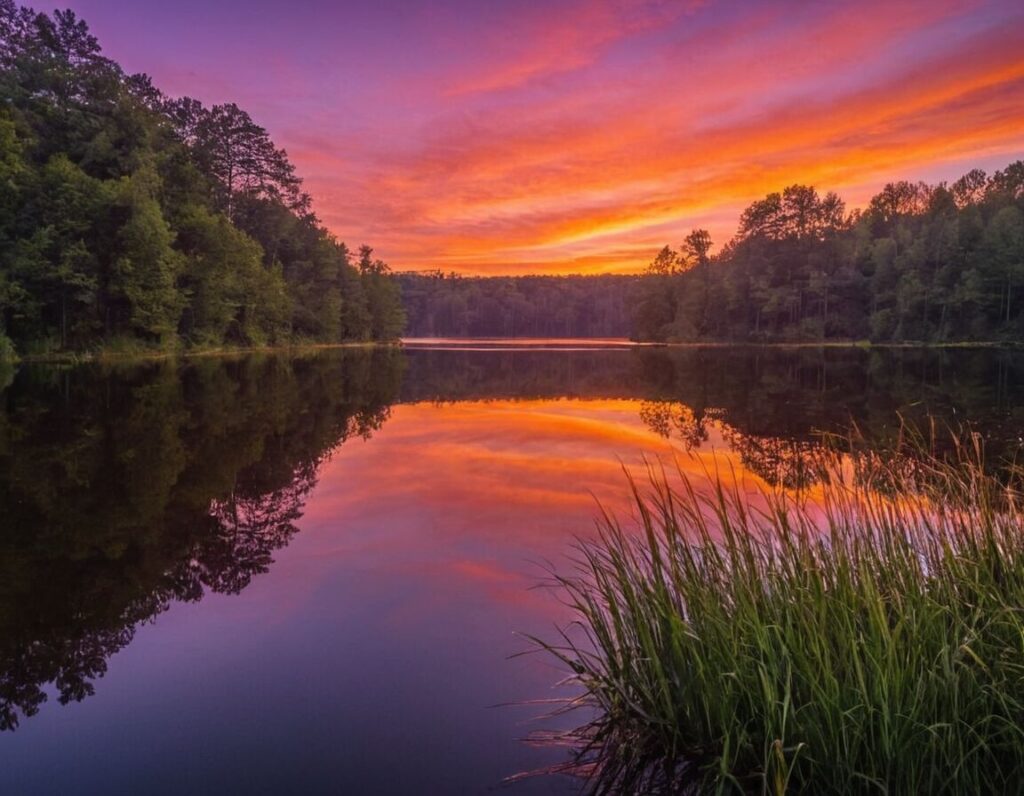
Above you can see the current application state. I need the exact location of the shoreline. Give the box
[654,339,1024,350]
[7,337,1022,366]
[12,340,399,366]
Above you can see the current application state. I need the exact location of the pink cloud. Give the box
[63,0,1024,273]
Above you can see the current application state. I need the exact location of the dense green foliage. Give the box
[536,443,1024,793]
[397,272,635,338]
[633,167,1024,342]
[0,3,404,358]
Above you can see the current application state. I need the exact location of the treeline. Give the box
[397,272,636,338]
[633,163,1024,342]
[0,3,404,359]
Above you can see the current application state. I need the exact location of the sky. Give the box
[55,0,1024,275]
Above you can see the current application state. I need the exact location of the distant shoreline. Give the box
[405,337,1024,351]
[13,341,396,366]
[656,339,1024,350]
[9,337,1022,366]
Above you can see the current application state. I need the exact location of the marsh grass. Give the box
[530,433,1024,793]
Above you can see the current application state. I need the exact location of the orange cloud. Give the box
[75,0,1021,274]
[284,0,1023,274]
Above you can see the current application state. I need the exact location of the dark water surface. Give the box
[1,344,1023,794]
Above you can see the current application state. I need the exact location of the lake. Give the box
[1,342,1023,794]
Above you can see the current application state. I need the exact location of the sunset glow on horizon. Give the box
[59,0,1024,274]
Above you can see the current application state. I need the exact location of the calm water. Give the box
[1,343,1023,794]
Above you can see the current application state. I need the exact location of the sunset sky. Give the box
[58,0,1024,274]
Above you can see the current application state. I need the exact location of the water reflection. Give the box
[402,346,1024,488]
[0,350,403,730]
[0,345,1022,792]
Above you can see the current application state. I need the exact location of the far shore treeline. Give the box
[0,2,404,360]
[398,163,1024,344]
[397,272,637,338]
[4,6,1023,358]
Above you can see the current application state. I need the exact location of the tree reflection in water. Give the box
[0,349,403,730]
[1,344,1022,733]
[640,399,827,489]
[633,346,1024,490]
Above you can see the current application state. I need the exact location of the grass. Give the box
[531,434,1024,793]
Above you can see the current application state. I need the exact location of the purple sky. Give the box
[54,0,1024,273]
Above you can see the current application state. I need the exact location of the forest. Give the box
[0,3,404,360]
[5,7,1022,356]
[397,272,636,338]
[632,164,1024,342]
[399,162,1024,344]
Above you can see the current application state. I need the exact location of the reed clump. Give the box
[534,436,1024,793]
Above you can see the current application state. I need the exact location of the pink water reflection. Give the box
[290,399,767,629]
[0,396,775,795]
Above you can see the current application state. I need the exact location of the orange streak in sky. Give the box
[289,2,1023,274]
